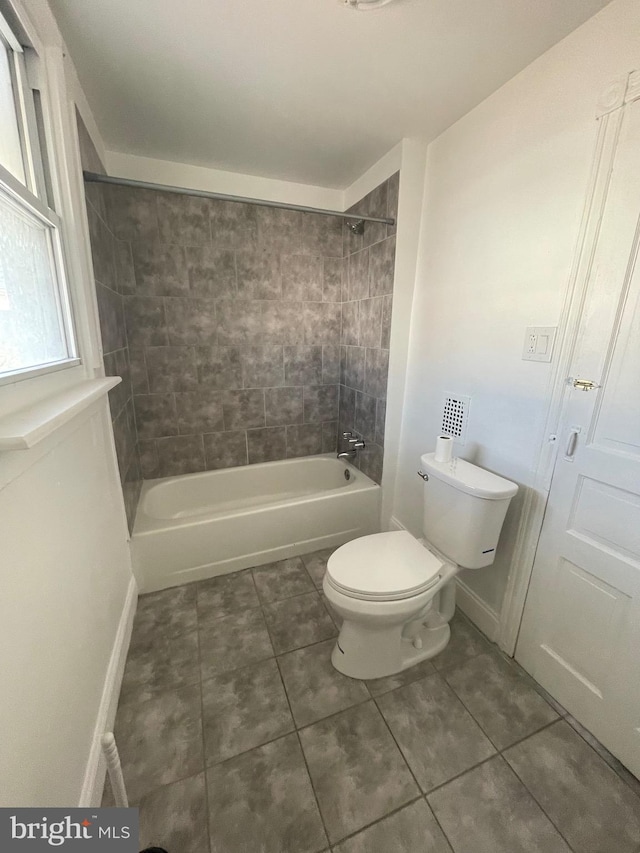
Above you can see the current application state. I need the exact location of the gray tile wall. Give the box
[106,185,345,479]
[80,118,142,532]
[338,172,398,485]
[86,193,142,531]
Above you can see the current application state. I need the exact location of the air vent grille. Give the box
[441,394,470,444]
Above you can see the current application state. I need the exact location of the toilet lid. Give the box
[326,531,445,601]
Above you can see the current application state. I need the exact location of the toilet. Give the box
[323,452,518,680]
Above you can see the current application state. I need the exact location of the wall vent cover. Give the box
[441,394,470,444]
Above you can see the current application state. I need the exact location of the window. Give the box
[0,9,77,382]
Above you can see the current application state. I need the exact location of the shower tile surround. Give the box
[80,116,142,531]
[338,173,398,484]
[86,172,398,487]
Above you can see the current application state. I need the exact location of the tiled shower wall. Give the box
[78,114,141,532]
[338,173,398,484]
[83,161,398,490]
[105,185,346,479]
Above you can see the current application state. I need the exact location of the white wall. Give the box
[0,0,135,805]
[0,410,134,806]
[393,0,640,625]
[106,150,344,210]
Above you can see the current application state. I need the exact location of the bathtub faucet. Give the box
[338,431,365,460]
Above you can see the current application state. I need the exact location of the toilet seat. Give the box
[326,530,445,602]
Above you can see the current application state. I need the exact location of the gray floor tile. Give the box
[202,658,294,764]
[278,639,370,727]
[133,583,197,643]
[565,713,640,798]
[431,611,490,672]
[299,700,419,843]
[504,720,640,853]
[428,755,570,853]
[332,799,452,853]
[119,629,200,706]
[138,773,209,853]
[263,591,337,654]
[199,607,274,678]
[207,732,327,853]
[498,651,568,717]
[302,548,336,588]
[443,651,559,749]
[376,673,495,792]
[365,658,436,697]
[252,556,315,602]
[114,684,204,803]
[197,569,259,623]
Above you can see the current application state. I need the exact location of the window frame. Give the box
[0,8,80,387]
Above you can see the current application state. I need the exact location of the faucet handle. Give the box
[351,440,365,450]
[342,431,353,438]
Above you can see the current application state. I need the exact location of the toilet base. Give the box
[330,619,451,681]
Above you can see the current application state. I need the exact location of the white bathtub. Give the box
[131,454,380,592]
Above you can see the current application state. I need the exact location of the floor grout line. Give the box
[563,714,640,802]
[501,752,579,853]
[273,655,332,848]
[123,558,640,852]
[328,795,425,849]
[364,694,461,853]
[195,588,213,853]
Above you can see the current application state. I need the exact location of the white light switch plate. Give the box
[522,326,557,362]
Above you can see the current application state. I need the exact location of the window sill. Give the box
[0,377,121,451]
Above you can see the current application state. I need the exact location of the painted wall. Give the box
[0,0,135,806]
[339,173,398,484]
[0,411,134,806]
[392,0,640,626]
[106,151,344,211]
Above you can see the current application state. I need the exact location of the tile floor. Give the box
[109,549,640,853]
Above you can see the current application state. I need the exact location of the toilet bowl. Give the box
[325,452,518,680]
[324,531,458,679]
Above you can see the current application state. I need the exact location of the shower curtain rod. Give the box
[82,172,396,227]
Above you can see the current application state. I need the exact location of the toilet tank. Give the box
[420,453,518,569]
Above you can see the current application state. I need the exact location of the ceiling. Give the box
[49,0,610,188]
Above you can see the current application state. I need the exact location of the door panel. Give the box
[517,88,640,777]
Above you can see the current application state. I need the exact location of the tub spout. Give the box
[337,437,365,460]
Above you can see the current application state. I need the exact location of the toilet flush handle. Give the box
[417,470,429,481]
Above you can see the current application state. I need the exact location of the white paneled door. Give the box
[517,84,640,778]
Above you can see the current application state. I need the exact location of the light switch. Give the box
[522,326,557,362]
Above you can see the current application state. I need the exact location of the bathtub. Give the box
[131,454,380,592]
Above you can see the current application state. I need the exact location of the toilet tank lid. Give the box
[420,453,518,500]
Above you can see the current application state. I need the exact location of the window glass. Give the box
[0,40,25,184]
[0,187,69,373]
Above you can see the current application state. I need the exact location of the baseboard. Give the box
[78,574,138,806]
[455,577,500,643]
[388,515,407,531]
